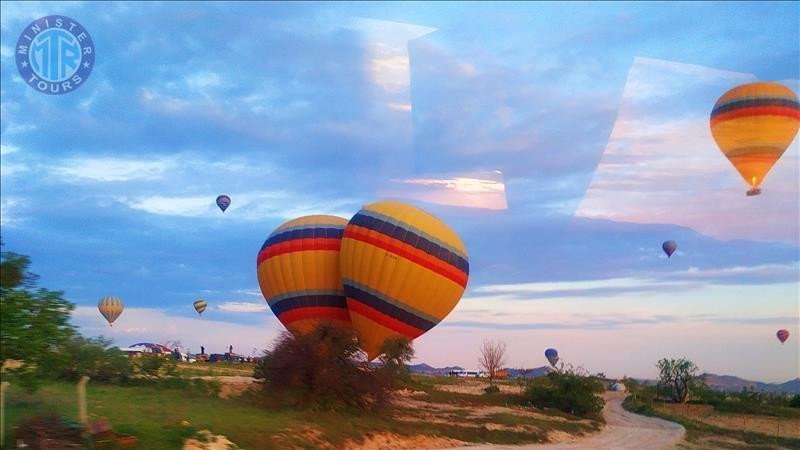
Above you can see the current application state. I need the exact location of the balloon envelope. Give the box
[98,296,124,326]
[256,215,352,335]
[216,195,231,212]
[193,299,208,315]
[662,240,677,258]
[710,82,800,195]
[545,348,559,367]
[340,201,469,360]
[777,329,790,344]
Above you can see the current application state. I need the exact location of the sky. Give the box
[1,1,798,383]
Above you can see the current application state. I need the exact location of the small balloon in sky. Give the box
[776,329,790,344]
[216,195,232,212]
[662,240,677,258]
[193,299,208,316]
[545,348,559,367]
[98,296,124,327]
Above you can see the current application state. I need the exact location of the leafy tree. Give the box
[43,335,133,383]
[478,339,507,386]
[377,336,414,385]
[1,249,76,391]
[253,324,392,410]
[656,357,698,403]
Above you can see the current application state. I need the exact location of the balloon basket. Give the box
[746,188,761,196]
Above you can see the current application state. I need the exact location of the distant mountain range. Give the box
[408,363,553,378]
[699,373,800,395]
[409,365,800,395]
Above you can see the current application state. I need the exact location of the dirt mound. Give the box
[183,430,240,450]
[344,432,464,449]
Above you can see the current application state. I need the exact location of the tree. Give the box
[1,248,76,390]
[478,339,507,386]
[253,324,392,410]
[656,357,698,403]
[377,336,414,386]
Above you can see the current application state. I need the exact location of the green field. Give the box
[2,376,602,449]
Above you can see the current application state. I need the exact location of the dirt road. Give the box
[456,392,685,450]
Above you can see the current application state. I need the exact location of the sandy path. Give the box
[455,392,685,450]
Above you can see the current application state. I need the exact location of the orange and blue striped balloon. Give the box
[340,201,469,360]
[256,215,352,335]
[710,82,799,195]
[98,296,124,326]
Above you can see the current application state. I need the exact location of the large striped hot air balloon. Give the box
[193,299,208,316]
[340,201,469,360]
[256,215,352,335]
[710,82,800,196]
[98,296,124,326]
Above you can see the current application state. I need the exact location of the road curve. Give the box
[455,392,685,450]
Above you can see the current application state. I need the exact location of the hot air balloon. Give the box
[662,240,677,258]
[98,296,124,327]
[340,201,469,360]
[256,215,352,335]
[710,82,800,196]
[193,299,208,316]
[777,329,790,344]
[216,195,231,212]
[545,348,559,368]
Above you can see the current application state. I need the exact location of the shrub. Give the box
[45,335,133,383]
[253,324,392,410]
[523,368,605,417]
[484,384,501,394]
[135,354,177,380]
[790,394,800,408]
[376,336,414,387]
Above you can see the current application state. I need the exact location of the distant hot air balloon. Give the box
[777,329,790,344]
[193,299,208,316]
[710,82,800,196]
[545,348,559,368]
[662,240,677,258]
[256,215,352,335]
[340,201,469,360]
[98,296,124,327]
[216,195,231,212]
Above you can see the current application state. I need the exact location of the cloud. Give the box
[216,301,268,313]
[0,144,18,155]
[576,57,799,244]
[53,157,177,182]
[380,170,508,210]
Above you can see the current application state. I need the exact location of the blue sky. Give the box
[1,1,798,382]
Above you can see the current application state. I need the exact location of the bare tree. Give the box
[656,357,698,403]
[478,339,507,385]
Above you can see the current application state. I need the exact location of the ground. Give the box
[4,367,798,449]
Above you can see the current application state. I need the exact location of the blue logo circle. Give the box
[15,15,95,95]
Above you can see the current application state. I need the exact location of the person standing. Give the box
[201,345,205,355]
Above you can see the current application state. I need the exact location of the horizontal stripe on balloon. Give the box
[260,227,345,251]
[353,210,468,262]
[270,293,348,316]
[711,97,800,117]
[267,289,345,305]
[343,225,468,288]
[710,106,800,125]
[347,298,426,339]
[279,306,352,326]
[257,238,342,265]
[343,280,438,332]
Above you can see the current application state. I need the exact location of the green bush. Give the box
[790,394,800,408]
[46,335,133,383]
[523,369,605,417]
[484,384,501,394]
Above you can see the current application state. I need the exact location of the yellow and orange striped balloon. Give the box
[710,82,800,195]
[256,215,352,335]
[340,201,469,360]
[98,296,124,326]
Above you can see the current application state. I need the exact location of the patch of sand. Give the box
[434,380,524,396]
[193,376,260,399]
[344,433,464,450]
